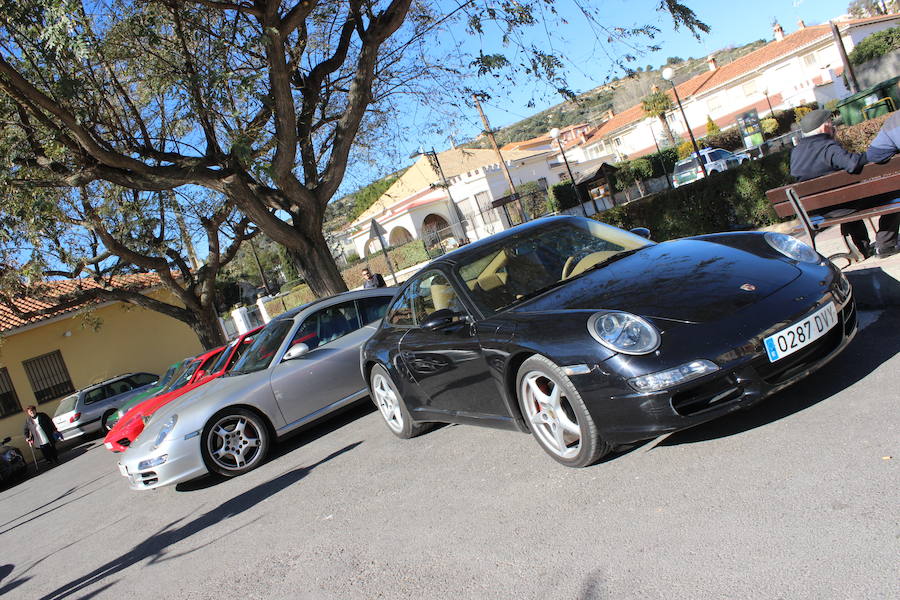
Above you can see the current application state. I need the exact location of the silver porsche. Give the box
[117,288,396,490]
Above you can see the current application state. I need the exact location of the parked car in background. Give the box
[105,328,262,452]
[361,215,856,467]
[0,436,27,488]
[118,288,396,490]
[672,147,751,187]
[52,372,159,439]
[105,361,183,429]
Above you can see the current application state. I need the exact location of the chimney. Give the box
[773,22,785,42]
[605,109,615,121]
[797,19,806,30]
[707,55,718,71]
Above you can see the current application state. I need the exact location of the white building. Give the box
[588,13,900,160]
[347,148,565,257]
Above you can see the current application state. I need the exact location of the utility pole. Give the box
[830,21,859,94]
[248,238,273,296]
[472,94,526,223]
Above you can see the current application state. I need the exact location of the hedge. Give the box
[595,151,793,241]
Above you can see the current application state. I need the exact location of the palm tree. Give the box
[642,90,678,147]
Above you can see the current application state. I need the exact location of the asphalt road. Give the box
[1,310,897,600]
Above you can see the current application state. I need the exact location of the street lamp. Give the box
[549,127,589,217]
[661,67,707,178]
[409,147,474,242]
[762,88,775,118]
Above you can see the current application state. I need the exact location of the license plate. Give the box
[764,303,838,362]
[117,462,128,477]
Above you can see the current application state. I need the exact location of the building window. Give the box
[475,191,498,224]
[537,177,548,190]
[802,52,817,68]
[741,78,758,97]
[707,95,722,113]
[0,367,21,418]
[22,350,74,404]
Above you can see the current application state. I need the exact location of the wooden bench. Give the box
[765,154,900,265]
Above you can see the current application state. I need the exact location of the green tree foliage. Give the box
[349,173,402,220]
[549,182,580,211]
[0,0,709,303]
[847,0,896,19]
[705,115,721,136]
[641,90,678,146]
[848,25,900,65]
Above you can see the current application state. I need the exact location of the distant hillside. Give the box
[465,39,767,149]
[329,39,769,229]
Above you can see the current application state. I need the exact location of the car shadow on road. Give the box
[31,441,362,600]
[660,309,900,448]
[176,401,376,492]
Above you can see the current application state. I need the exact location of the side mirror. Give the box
[282,343,310,361]
[421,309,460,331]
[629,227,651,240]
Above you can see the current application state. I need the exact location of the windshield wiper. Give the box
[495,278,572,311]
[568,247,646,279]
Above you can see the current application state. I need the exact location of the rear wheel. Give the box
[370,365,428,439]
[516,355,611,467]
[201,408,270,477]
[101,410,117,432]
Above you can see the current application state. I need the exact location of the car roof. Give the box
[272,287,398,322]
[81,372,141,392]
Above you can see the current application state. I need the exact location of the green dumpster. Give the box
[835,75,900,126]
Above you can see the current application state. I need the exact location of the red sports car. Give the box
[103,327,261,452]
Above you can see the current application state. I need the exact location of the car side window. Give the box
[105,381,132,397]
[357,296,392,325]
[385,287,415,327]
[290,300,360,350]
[83,387,106,405]
[128,373,157,387]
[409,271,463,326]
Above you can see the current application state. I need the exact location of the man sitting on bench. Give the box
[790,109,899,259]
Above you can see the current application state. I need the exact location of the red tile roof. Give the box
[0,273,162,333]
[590,15,898,141]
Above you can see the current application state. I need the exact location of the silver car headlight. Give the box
[764,232,819,263]
[151,415,178,451]
[588,312,660,355]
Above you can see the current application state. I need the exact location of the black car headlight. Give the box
[764,232,819,263]
[588,312,660,355]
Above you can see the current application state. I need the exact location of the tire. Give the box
[369,364,428,439]
[101,410,117,432]
[516,355,611,467]
[200,407,271,477]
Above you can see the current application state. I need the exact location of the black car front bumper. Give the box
[579,295,857,445]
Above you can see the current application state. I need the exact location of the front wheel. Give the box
[201,408,270,477]
[517,355,611,467]
[370,365,428,439]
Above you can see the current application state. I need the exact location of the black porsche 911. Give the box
[360,215,856,467]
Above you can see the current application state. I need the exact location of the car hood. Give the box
[511,236,802,323]
[126,370,269,455]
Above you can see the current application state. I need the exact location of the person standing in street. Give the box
[23,405,62,466]
[362,267,386,288]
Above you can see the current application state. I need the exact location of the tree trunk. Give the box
[190,305,227,349]
[659,115,678,147]
[288,226,349,297]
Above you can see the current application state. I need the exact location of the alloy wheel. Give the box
[206,413,265,472]
[372,372,403,433]
[520,370,582,459]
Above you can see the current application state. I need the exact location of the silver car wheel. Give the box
[520,369,582,460]
[372,372,404,433]
[206,414,265,472]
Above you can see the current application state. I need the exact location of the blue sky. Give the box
[384,0,856,166]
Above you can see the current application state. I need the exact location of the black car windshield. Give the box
[230,319,294,374]
[456,219,652,316]
[169,359,202,390]
[157,364,178,388]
